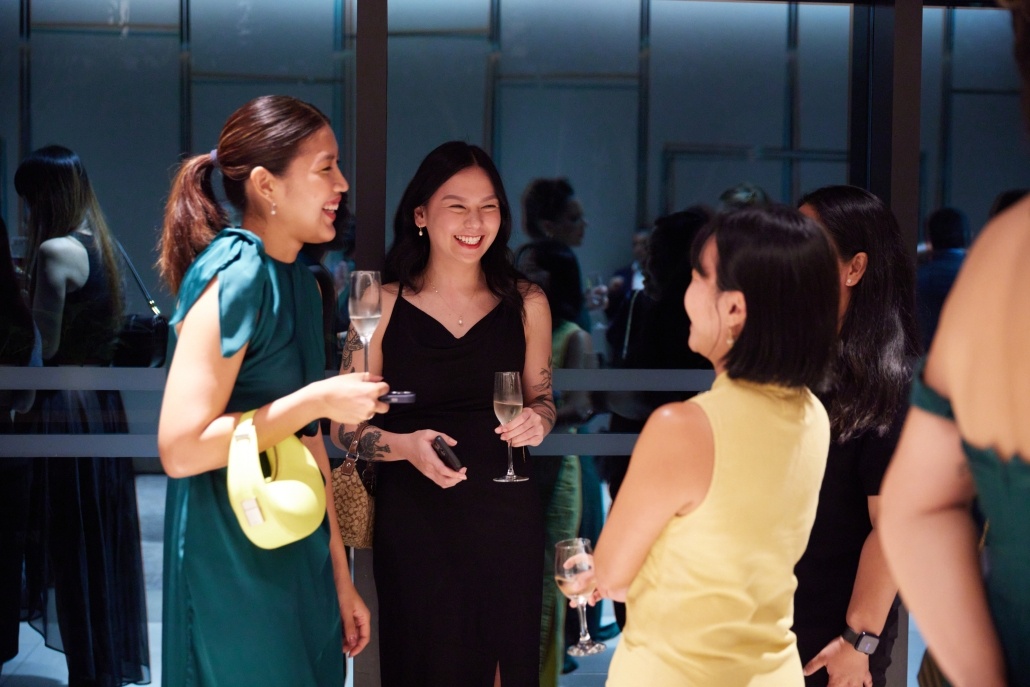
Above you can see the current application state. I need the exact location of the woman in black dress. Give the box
[14,145,150,686]
[793,185,921,687]
[332,141,555,687]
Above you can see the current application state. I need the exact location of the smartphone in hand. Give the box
[379,391,416,404]
[432,435,462,470]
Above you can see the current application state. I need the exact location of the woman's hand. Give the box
[802,637,873,687]
[407,430,467,488]
[336,582,371,657]
[318,372,390,424]
[495,405,548,448]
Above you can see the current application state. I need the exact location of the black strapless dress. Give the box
[374,294,543,687]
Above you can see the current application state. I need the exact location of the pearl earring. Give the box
[846,278,852,286]
[271,202,277,217]
[727,332,735,348]
[418,225,424,237]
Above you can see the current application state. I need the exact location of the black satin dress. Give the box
[374,294,543,687]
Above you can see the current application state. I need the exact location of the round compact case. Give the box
[227,411,326,549]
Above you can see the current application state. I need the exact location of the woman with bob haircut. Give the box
[331,140,555,687]
[793,185,921,687]
[591,204,840,686]
[157,95,388,686]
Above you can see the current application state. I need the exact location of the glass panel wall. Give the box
[921,6,1030,238]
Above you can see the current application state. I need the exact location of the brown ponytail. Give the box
[159,154,228,294]
[158,95,330,295]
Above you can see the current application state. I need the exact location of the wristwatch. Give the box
[841,625,880,655]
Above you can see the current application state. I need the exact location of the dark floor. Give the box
[0,475,923,686]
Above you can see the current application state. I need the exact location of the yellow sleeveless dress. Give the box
[607,373,830,686]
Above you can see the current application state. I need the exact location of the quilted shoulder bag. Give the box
[227,411,327,549]
[331,422,376,549]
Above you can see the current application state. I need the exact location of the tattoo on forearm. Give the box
[337,425,392,460]
[340,326,364,373]
[337,426,355,448]
[529,359,556,430]
[534,358,553,394]
[529,393,557,431]
[358,429,391,460]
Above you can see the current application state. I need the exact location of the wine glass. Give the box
[493,371,528,483]
[554,537,606,656]
[348,270,381,374]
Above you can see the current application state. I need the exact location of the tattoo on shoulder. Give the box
[340,326,364,373]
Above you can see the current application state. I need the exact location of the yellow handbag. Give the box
[227,411,327,549]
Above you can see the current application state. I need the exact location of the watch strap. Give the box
[842,625,880,655]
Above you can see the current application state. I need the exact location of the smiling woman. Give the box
[155,95,390,687]
[329,141,557,687]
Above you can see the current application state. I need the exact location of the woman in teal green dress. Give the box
[156,95,389,686]
[880,5,1030,687]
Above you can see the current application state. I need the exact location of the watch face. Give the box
[856,635,880,654]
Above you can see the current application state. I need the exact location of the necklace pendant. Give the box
[458,316,464,326]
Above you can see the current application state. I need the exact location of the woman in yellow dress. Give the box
[592,205,840,686]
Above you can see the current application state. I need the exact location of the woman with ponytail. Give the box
[14,145,149,686]
[157,95,388,686]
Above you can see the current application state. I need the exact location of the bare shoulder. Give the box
[37,235,88,285]
[642,401,711,439]
[39,235,87,264]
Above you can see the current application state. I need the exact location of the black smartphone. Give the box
[379,391,416,404]
[432,436,462,470]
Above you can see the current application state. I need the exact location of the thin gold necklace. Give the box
[429,282,477,327]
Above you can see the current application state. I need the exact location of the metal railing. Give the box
[0,366,716,458]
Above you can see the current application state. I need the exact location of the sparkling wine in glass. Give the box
[493,371,528,483]
[555,537,606,656]
[348,270,381,374]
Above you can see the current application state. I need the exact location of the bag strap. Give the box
[347,421,371,461]
[115,240,162,317]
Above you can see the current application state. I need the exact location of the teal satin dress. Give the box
[911,361,1030,683]
[162,229,342,686]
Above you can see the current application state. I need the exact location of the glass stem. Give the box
[506,441,515,477]
[577,604,591,644]
[363,340,369,375]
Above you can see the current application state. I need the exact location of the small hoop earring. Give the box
[271,201,277,217]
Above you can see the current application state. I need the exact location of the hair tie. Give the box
[209,149,219,168]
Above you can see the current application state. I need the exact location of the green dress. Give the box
[162,229,342,686]
[910,360,1030,684]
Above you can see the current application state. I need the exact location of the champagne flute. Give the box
[493,370,528,483]
[348,270,381,375]
[554,537,606,656]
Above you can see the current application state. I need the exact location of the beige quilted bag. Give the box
[331,422,375,549]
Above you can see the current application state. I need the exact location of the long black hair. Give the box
[799,185,922,441]
[384,141,523,314]
[14,145,124,321]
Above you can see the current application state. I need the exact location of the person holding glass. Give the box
[331,140,555,687]
[157,95,388,686]
[13,145,150,686]
[591,205,840,686]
